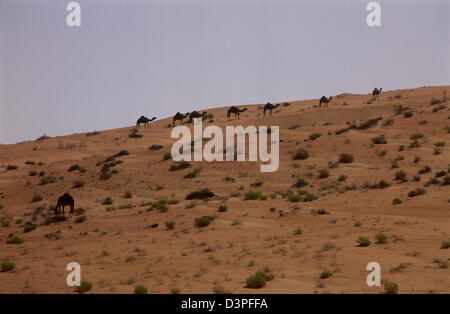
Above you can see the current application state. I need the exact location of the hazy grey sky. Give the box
[0,0,449,144]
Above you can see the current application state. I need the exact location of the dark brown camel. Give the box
[172,112,190,126]
[372,87,382,101]
[227,106,247,121]
[55,193,75,218]
[188,111,207,123]
[319,96,333,108]
[136,116,157,128]
[263,103,280,116]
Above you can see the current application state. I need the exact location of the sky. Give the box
[0,0,449,144]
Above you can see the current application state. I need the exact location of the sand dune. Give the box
[0,86,449,294]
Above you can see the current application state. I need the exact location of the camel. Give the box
[188,111,207,123]
[55,193,75,218]
[227,106,247,121]
[172,112,190,126]
[263,103,280,116]
[372,87,382,101]
[319,96,333,108]
[136,116,157,128]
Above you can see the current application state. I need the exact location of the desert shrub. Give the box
[338,153,354,163]
[309,133,321,141]
[194,216,214,228]
[68,164,81,172]
[394,170,407,182]
[40,175,56,185]
[162,152,172,161]
[184,168,201,179]
[218,205,228,212]
[408,188,426,197]
[244,191,264,200]
[73,180,85,188]
[440,175,450,186]
[409,140,421,148]
[171,288,181,294]
[392,198,402,205]
[6,165,18,171]
[311,209,330,215]
[86,131,100,137]
[384,281,399,294]
[246,273,266,289]
[28,170,38,176]
[0,261,15,272]
[0,204,3,210]
[320,269,332,279]
[441,239,450,249]
[7,236,24,244]
[186,188,214,200]
[169,161,191,171]
[357,236,371,247]
[75,215,87,223]
[289,124,301,130]
[148,144,163,151]
[375,233,388,244]
[371,135,387,144]
[31,193,43,202]
[316,169,329,179]
[165,221,175,230]
[434,141,445,147]
[338,175,347,182]
[410,133,424,140]
[293,228,303,235]
[353,117,382,130]
[129,129,143,138]
[292,148,309,160]
[292,178,309,188]
[393,105,408,115]
[382,119,394,126]
[102,197,113,205]
[418,165,431,174]
[433,148,442,155]
[123,190,132,199]
[76,281,92,294]
[403,111,413,118]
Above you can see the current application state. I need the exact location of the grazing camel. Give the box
[136,116,157,128]
[55,193,75,218]
[188,111,207,123]
[319,96,333,108]
[372,87,382,101]
[263,103,280,116]
[172,112,190,126]
[227,106,248,121]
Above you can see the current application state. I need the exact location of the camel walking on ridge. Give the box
[319,96,333,108]
[172,112,190,126]
[136,116,157,128]
[263,103,280,116]
[372,87,382,101]
[227,106,247,121]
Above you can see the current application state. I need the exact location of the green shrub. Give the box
[7,236,24,244]
[134,285,148,294]
[246,273,266,289]
[316,169,329,179]
[76,281,92,294]
[218,205,228,212]
[292,178,309,188]
[320,269,332,279]
[244,191,263,200]
[171,288,181,294]
[375,233,388,244]
[384,281,398,294]
[194,216,214,228]
[0,261,15,272]
[357,236,371,247]
[410,133,424,140]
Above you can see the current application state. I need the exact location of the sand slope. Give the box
[0,86,449,294]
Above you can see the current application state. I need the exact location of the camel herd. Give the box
[136,88,383,128]
[53,88,383,220]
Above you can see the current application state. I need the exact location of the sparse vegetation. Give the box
[186,188,214,200]
[407,188,426,197]
[246,273,266,289]
[292,148,309,160]
[7,236,24,245]
[76,281,92,294]
[375,233,388,244]
[320,269,332,279]
[0,261,16,272]
[371,135,387,144]
[194,216,214,228]
[169,161,191,171]
[384,281,399,294]
[357,236,371,247]
[338,153,354,163]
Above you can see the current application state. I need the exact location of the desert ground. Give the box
[0,86,449,294]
